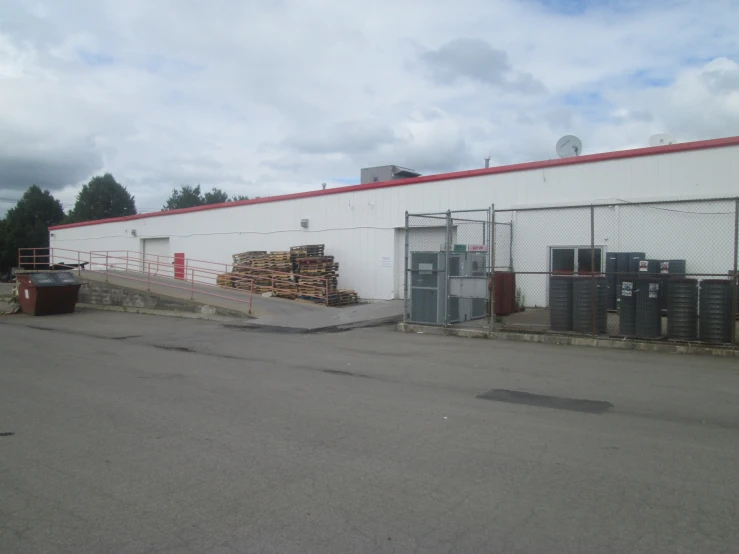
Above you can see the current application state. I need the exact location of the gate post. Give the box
[489,204,495,332]
[444,210,452,327]
[404,211,409,323]
[591,204,596,336]
[732,198,738,347]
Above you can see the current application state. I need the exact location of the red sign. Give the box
[468,244,489,252]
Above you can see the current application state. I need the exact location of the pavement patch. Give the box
[477,389,613,414]
[322,369,371,379]
[153,345,196,353]
[0,432,15,437]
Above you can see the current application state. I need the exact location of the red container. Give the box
[494,272,516,316]
[16,272,82,316]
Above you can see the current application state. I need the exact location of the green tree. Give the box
[0,218,7,273]
[66,174,137,223]
[203,187,230,205]
[231,195,260,201]
[162,185,204,210]
[0,186,65,272]
[163,185,244,210]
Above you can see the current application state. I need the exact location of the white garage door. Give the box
[141,237,171,277]
[393,226,457,299]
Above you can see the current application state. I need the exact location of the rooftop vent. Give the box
[360,165,421,185]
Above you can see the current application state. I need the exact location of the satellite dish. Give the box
[556,135,583,158]
[649,133,676,147]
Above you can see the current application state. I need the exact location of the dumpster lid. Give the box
[53,272,80,285]
[27,272,80,287]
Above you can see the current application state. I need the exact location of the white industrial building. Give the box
[50,136,739,304]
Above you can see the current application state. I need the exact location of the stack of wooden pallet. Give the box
[220,243,359,305]
[293,256,336,301]
[267,251,292,272]
[297,275,334,299]
[245,270,272,294]
[272,273,298,299]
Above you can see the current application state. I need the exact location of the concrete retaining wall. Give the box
[79,281,248,319]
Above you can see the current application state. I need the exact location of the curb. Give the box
[224,315,402,334]
[397,323,739,358]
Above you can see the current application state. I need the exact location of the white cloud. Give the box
[0,0,737,216]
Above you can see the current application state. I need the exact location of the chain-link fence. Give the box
[404,209,492,328]
[492,197,739,348]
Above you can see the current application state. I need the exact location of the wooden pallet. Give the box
[298,276,338,288]
[273,279,299,299]
[295,256,334,265]
[299,262,338,275]
[298,287,335,298]
[251,285,273,294]
[290,244,325,262]
[247,252,292,272]
[216,273,234,288]
[327,289,359,306]
[233,251,268,265]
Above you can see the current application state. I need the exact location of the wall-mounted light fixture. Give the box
[300,219,309,229]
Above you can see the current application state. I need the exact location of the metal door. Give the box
[141,238,171,276]
[174,253,185,280]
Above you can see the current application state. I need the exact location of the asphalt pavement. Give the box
[2,310,739,553]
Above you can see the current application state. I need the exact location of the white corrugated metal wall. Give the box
[50,143,739,301]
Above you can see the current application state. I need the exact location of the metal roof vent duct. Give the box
[360,165,421,185]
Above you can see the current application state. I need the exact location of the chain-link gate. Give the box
[404,208,493,329]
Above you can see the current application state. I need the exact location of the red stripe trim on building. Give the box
[49,135,739,231]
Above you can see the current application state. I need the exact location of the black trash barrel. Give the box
[699,280,733,344]
[605,253,618,311]
[549,276,573,331]
[667,279,698,341]
[635,278,662,339]
[572,277,608,334]
[615,253,631,311]
[638,259,660,276]
[659,260,687,312]
[627,252,646,275]
[619,279,637,336]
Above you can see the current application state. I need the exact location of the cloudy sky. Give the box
[1,0,738,216]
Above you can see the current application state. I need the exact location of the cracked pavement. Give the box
[2,310,739,553]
